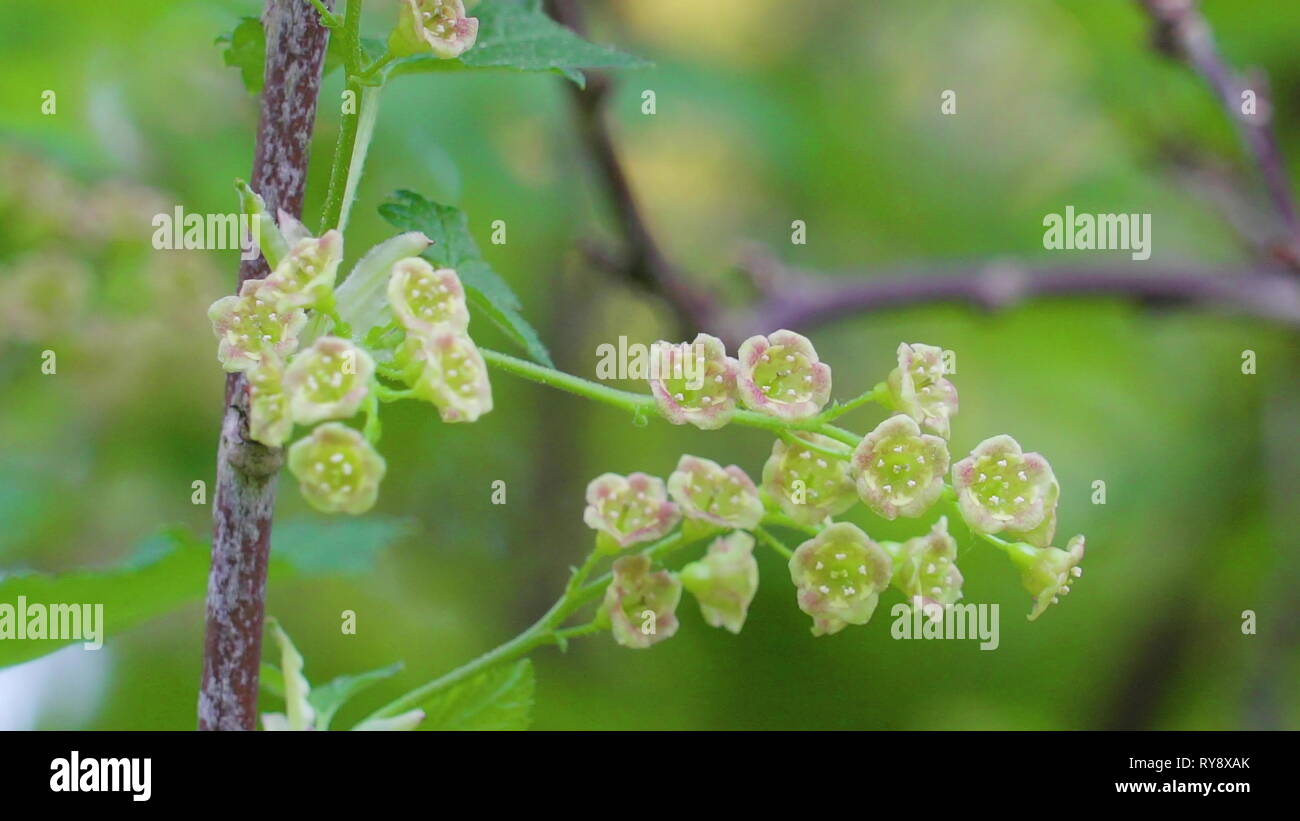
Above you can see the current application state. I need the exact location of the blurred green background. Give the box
[1,0,1297,730]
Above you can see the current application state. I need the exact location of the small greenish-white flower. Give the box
[736,329,831,420]
[885,342,958,439]
[884,517,963,614]
[666,455,763,530]
[389,0,479,60]
[287,422,386,515]
[387,258,469,337]
[283,337,375,425]
[208,279,307,372]
[648,334,739,430]
[952,434,1059,538]
[582,472,681,551]
[600,554,683,649]
[680,531,759,634]
[761,433,857,526]
[262,230,343,312]
[248,359,293,447]
[400,332,493,423]
[852,414,949,520]
[788,522,892,636]
[1006,535,1085,621]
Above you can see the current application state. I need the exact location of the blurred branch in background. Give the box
[1138,0,1300,267]
[547,0,1300,350]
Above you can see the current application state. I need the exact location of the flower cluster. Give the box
[578,334,1086,649]
[206,189,494,515]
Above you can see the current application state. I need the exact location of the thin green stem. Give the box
[815,382,888,422]
[480,347,864,446]
[374,384,416,402]
[319,0,367,233]
[307,0,342,27]
[753,525,793,559]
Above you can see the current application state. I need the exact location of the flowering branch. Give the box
[200,0,333,731]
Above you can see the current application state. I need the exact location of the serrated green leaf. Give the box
[216,17,266,95]
[0,517,409,669]
[378,190,553,366]
[422,659,535,730]
[308,661,404,730]
[394,0,648,85]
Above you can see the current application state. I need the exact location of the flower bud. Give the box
[885,516,963,613]
[1006,535,1085,621]
[387,258,469,337]
[680,532,759,633]
[952,434,1059,537]
[600,554,683,649]
[852,414,949,520]
[885,342,958,439]
[788,522,892,636]
[667,455,763,530]
[736,329,831,420]
[582,472,681,550]
[401,331,493,423]
[389,0,479,60]
[287,422,386,515]
[648,334,739,430]
[208,279,307,373]
[761,433,857,526]
[263,230,343,312]
[248,358,293,447]
[283,336,375,425]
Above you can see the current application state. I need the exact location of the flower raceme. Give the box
[202,206,1087,634]
[205,193,496,516]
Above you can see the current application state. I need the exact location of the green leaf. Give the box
[422,659,535,730]
[271,516,416,576]
[216,17,266,95]
[378,190,553,366]
[308,661,404,730]
[0,517,409,669]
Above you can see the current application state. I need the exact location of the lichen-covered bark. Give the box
[199,0,332,731]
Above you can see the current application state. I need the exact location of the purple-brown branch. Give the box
[1137,0,1300,263]
[199,0,332,732]
[548,1,1300,347]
